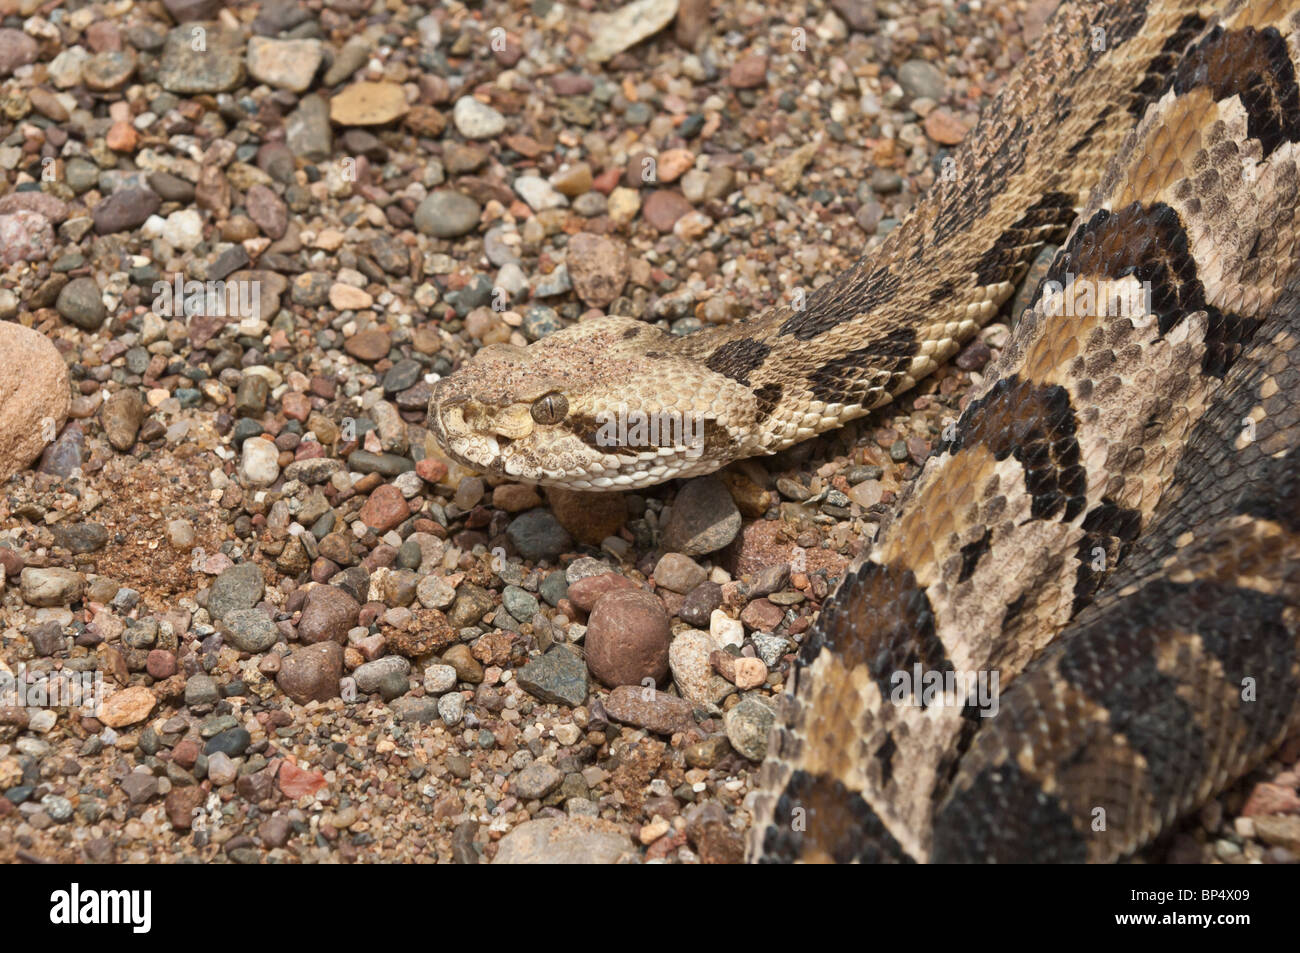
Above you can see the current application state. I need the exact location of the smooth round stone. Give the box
[653,553,707,594]
[239,436,280,486]
[506,509,573,562]
[221,608,279,653]
[55,276,107,330]
[414,191,481,239]
[423,664,458,695]
[382,359,422,393]
[501,585,540,622]
[0,322,69,482]
[584,589,671,688]
[539,571,568,607]
[452,96,506,138]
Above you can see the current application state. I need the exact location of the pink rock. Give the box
[358,483,410,532]
[281,391,312,421]
[0,28,38,77]
[727,53,768,88]
[710,651,767,690]
[297,587,358,645]
[146,649,177,679]
[567,572,638,612]
[1242,782,1300,817]
[247,183,288,239]
[0,323,69,482]
[740,598,784,631]
[0,210,54,263]
[924,108,969,145]
[277,641,344,703]
[0,191,69,224]
[416,458,448,483]
[171,738,200,769]
[278,760,327,799]
[642,190,693,233]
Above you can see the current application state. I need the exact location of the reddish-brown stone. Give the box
[584,589,671,687]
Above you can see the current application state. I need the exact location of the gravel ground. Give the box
[1,0,1297,864]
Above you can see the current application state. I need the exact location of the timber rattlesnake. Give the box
[429,0,1300,862]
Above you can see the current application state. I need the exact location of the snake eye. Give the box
[530,391,569,425]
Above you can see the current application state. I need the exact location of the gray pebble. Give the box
[516,647,589,708]
[353,656,410,694]
[415,191,481,239]
[55,277,107,330]
[506,509,573,562]
[896,59,946,100]
[501,585,540,622]
[661,476,741,555]
[513,762,563,800]
[207,563,265,621]
[221,608,279,653]
[724,697,776,760]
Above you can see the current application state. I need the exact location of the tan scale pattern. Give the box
[425,0,1300,862]
[752,0,1300,862]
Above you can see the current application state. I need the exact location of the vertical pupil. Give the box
[533,392,566,423]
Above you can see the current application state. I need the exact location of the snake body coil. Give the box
[430,0,1300,862]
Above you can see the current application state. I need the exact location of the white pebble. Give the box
[239,437,280,486]
[710,609,744,648]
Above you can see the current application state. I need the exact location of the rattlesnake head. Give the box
[428,314,762,490]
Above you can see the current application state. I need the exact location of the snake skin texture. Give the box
[750,0,1300,862]
[425,0,1300,862]
[429,2,1225,489]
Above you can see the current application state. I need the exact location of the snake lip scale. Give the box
[431,0,1300,863]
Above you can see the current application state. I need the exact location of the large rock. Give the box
[158,26,246,93]
[661,475,742,555]
[207,563,265,621]
[493,816,638,864]
[586,0,679,63]
[584,589,671,688]
[0,324,69,482]
[277,642,343,704]
[297,585,360,644]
